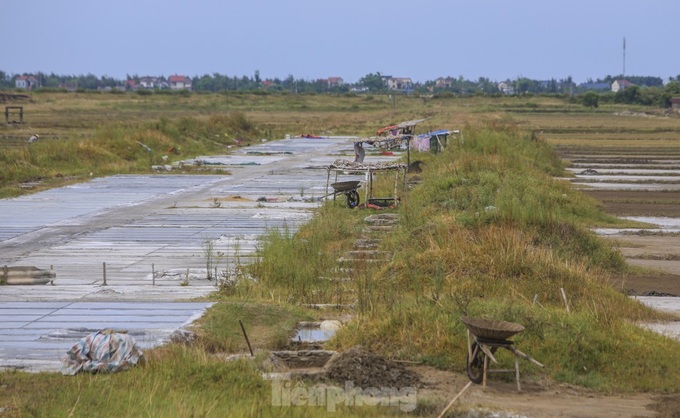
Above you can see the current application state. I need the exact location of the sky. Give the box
[3,0,679,85]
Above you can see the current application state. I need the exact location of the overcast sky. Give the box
[3,0,678,84]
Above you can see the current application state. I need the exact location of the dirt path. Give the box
[415,365,663,417]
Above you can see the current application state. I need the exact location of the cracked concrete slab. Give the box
[0,135,404,372]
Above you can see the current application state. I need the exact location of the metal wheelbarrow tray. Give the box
[460,316,525,341]
[330,181,361,208]
[331,181,361,192]
[460,316,543,390]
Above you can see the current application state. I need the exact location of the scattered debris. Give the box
[1,266,55,285]
[137,141,153,153]
[151,165,173,171]
[61,329,145,375]
[641,290,677,297]
[27,134,39,143]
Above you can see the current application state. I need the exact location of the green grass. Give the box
[0,112,261,197]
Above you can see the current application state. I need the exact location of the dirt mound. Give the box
[322,346,420,389]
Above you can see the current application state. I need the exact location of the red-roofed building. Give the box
[168,75,192,91]
[671,97,680,109]
[15,75,40,89]
[612,79,633,92]
[327,77,343,88]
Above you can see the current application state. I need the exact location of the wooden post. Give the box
[325,167,331,202]
[466,330,472,359]
[102,262,107,286]
[560,287,570,313]
[334,171,339,202]
[515,355,521,392]
[239,319,254,356]
[482,354,489,388]
[1,265,7,285]
[364,168,370,205]
[406,136,411,167]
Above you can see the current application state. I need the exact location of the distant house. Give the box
[59,83,77,92]
[350,86,369,93]
[327,77,343,88]
[317,77,344,89]
[139,77,156,89]
[498,81,515,95]
[15,75,40,89]
[387,77,413,91]
[579,82,611,91]
[168,75,192,91]
[612,79,633,92]
[139,77,168,89]
[435,77,454,89]
[671,98,680,109]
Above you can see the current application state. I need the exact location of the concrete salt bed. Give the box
[1,135,386,372]
[571,163,680,169]
[566,167,680,175]
[570,174,680,182]
[593,218,680,341]
[568,181,680,191]
[185,155,288,167]
[0,301,213,372]
[634,297,680,340]
[594,216,680,236]
[623,216,680,229]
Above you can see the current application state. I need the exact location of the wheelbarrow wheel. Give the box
[346,190,360,208]
[466,342,484,384]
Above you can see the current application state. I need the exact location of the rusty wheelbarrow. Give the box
[461,316,543,390]
[329,180,361,208]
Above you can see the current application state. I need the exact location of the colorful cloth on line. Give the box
[61,329,145,375]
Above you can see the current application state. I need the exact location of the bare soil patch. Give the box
[582,189,680,217]
[414,365,659,417]
[320,346,421,389]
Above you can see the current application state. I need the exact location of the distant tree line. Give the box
[2,69,680,108]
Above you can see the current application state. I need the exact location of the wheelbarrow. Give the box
[461,316,543,391]
[329,180,361,208]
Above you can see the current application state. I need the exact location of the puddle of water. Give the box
[292,328,336,342]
